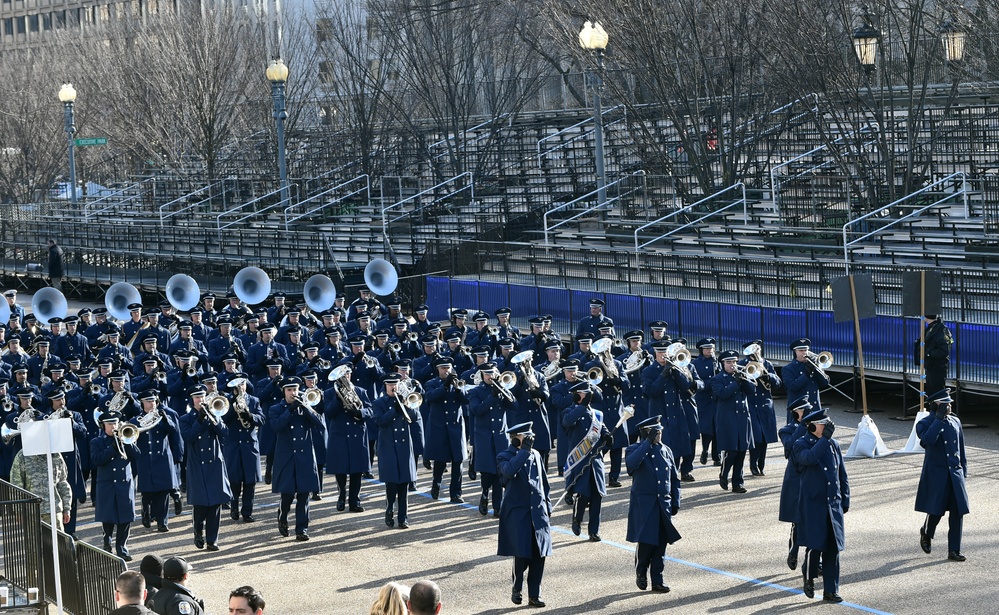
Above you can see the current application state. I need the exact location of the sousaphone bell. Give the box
[106,282,142,322]
[364,259,398,296]
[304,274,337,312]
[0,300,10,326]
[32,288,68,325]
[165,274,201,311]
[233,267,271,305]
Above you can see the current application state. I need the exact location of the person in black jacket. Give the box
[110,571,156,615]
[47,239,65,294]
[150,557,205,615]
[919,315,952,397]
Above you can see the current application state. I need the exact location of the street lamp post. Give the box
[940,17,967,113]
[266,58,290,204]
[58,83,78,205]
[579,20,608,207]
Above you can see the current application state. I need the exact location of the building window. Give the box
[316,17,332,44]
[28,14,39,31]
[3,18,12,35]
[42,13,51,30]
[318,60,335,85]
[15,16,25,34]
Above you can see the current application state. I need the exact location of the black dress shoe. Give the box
[719,474,729,491]
[142,510,151,528]
[385,509,395,528]
[492,510,500,518]
[337,498,346,511]
[398,520,410,529]
[948,551,967,562]
[119,552,133,562]
[278,515,289,538]
[194,534,205,549]
[528,597,546,607]
[469,467,477,480]
[636,570,648,590]
[750,469,761,477]
[565,493,574,506]
[589,534,602,542]
[713,460,722,467]
[757,470,766,476]
[478,496,488,516]
[230,508,240,521]
[920,527,931,553]
[450,495,464,504]
[608,479,622,488]
[296,533,310,541]
[823,593,843,603]
[571,519,581,536]
[349,505,365,512]
[206,543,220,552]
[102,537,113,553]
[243,515,256,522]
[408,482,417,492]
[157,524,170,533]
[650,584,670,593]
[511,590,523,605]
[732,485,747,494]
[681,474,695,482]
[700,451,708,465]
[803,578,814,599]
[311,493,323,501]
[786,549,797,571]
[172,493,183,515]
[430,485,440,500]
[362,472,374,479]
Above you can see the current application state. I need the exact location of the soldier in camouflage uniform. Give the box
[10,446,73,530]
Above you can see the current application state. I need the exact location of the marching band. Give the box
[0,262,960,608]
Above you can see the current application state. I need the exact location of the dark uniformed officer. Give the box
[246,324,289,382]
[132,390,181,533]
[179,385,231,551]
[576,298,612,338]
[740,340,782,476]
[782,338,830,423]
[919,316,953,397]
[711,350,755,494]
[626,415,682,593]
[691,338,720,466]
[323,364,373,512]
[497,421,552,608]
[373,372,418,528]
[779,395,811,571]
[468,362,514,516]
[792,406,849,603]
[494,307,521,342]
[562,381,612,541]
[916,388,969,562]
[423,357,469,502]
[223,375,264,522]
[45,388,89,537]
[55,316,92,365]
[269,377,324,540]
[151,557,205,615]
[90,410,138,561]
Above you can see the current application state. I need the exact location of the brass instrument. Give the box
[118,411,163,446]
[61,379,73,392]
[486,325,499,337]
[541,360,561,382]
[46,407,72,420]
[127,321,152,350]
[623,349,651,375]
[202,393,230,424]
[734,361,764,384]
[330,364,364,416]
[393,379,421,424]
[585,366,604,386]
[313,358,332,371]
[591,338,620,380]
[185,365,198,378]
[154,370,168,384]
[665,342,691,369]
[233,394,254,429]
[510,350,543,407]
[301,388,323,408]
[39,355,50,387]
[405,331,420,342]
[491,371,517,402]
[742,343,762,361]
[805,351,834,377]
[1,397,13,413]
[1,407,37,443]
[88,383,103,396]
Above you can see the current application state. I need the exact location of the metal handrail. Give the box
[725,93,821,150]
[537,105,626,168]
[843,172,968,272]
[83,176,160,219]
[216,184,298,235]
[159,179,227,227]
[634,183,747,253]
[381,173,474,258]
[543,171,646,245]
[300,159,362,196]
[430,113,511,161]
[284,174,370,231]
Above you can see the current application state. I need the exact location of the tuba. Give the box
[31,288,68,325]
[363,259,399,296]
[166,274,201,312]
[304,274,337,312]
[233,267,272,305]
[105,282,142,322]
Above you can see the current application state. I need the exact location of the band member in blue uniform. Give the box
[583,341,629,486]
[269,377,324,540]
[223,375,264,522]
[562,381,612,541]
[373,372,418,528]
[691,338,720,466]
[423,357,469,503]
[324,364,373,512]
[494,307,521,342]
[179,385,231,551]
[131,390,181,533]
[711,350,755,494]
[626,415,682,593]
[497,421,552,608]
[740,341,781,476]
[779,395,811,571]
[90,411,138,561]
[576,298,611,338]
[468,363,514,516]
[792,406,850,603]
[782,338,830,423]
[916,388,969,562]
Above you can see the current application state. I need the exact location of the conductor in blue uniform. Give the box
[916,388,969,562]
[373,372,418,529]
[626,415,682,593]
[90,410,138,561]
[180,385,231,551]
[792,406,850,603]
[497,421,552,608]
[269,377,324,540]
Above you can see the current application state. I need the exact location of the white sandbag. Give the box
[844,414,894,458]
[897,410,931,454]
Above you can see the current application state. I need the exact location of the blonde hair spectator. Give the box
[370,582,409,615]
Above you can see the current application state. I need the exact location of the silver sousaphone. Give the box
[165,274,201,312]
[364,259,398,296]
[106,282,142,322]
[32,288,68,325]
[233,267,271,305]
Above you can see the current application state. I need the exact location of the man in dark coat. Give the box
[423,357,469,503]
[223,375,264,522]
[90,410,138,561]
[45,388,88,537]
[110,570,156,615]
[269,377,324,540]
[179,385,231,551]
[562,382,612,541]
[643,342,700,483]
[792,407,850,603]
[324,364,373,512]
[47,239,65,294]
[468,363,515,516]
[711,350,755,494]
[916,388,969,562]
[373,372,418,528]
[626,415,682,593]
[919,316,953,396]
[131,390,181,532]
[690,338,720,466]
[779,395,811,571]
[497,421,552,608]
[150,557,205,615]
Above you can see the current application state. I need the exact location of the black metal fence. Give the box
[0,481,45,612]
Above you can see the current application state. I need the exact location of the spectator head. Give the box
[370,582,409,615]
[162,556,191,585]
[114,570,146,606]
[408,580,442,615]
[140,554,163,579]
[229,586,265,615]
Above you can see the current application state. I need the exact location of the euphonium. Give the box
[119,412,163,446]
[623,349,650,375]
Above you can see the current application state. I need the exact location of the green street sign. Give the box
[74,137,108,147]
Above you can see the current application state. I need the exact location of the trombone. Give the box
[806,351,834,377]
[734,361,764,384]
[584,366,604,386]
[394,380,422,423]
[665,342,691,369]
[201,393,230,425]
[490,371,517,402]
